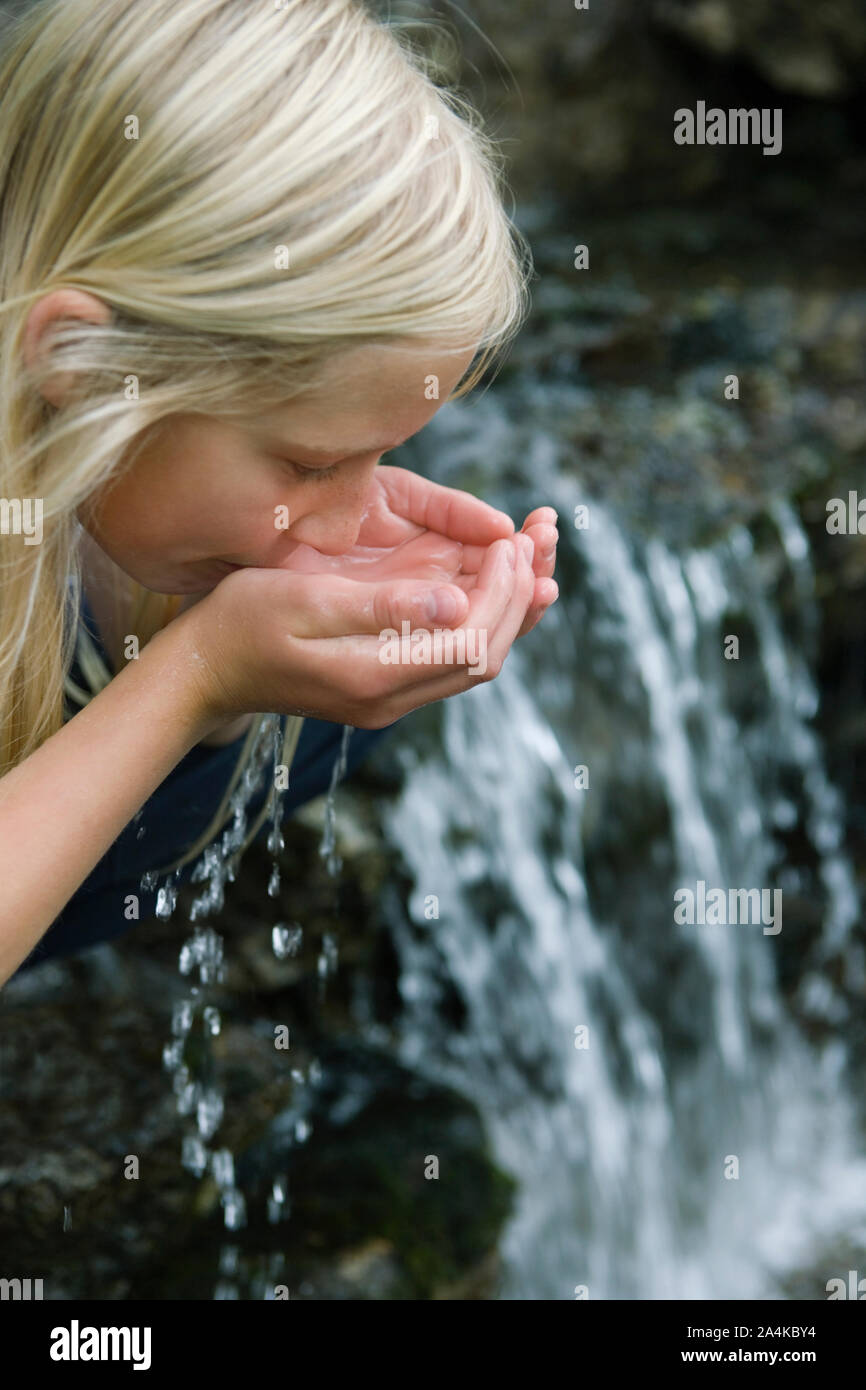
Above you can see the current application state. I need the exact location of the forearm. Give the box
[0,620,214,986]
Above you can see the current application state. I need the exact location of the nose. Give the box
[293,512,361,556]
[288,462,378,555]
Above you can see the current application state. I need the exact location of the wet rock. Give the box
[653,0,866,97]
[405,0,866,219]
[232,1039,516,1300]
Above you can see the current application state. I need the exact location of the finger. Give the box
[518,577,559,637]
[340,545,549,723]
[413,537,535,697]
[483,533,537,669]
[308,543,531,722]
[521,506,558,531]
[519,522,558,578]
[456,541,488,574]
[460,536,520,635]
[292,615,491,723]
[377,465,515,546]
[461,522,558,578]
[294,539,521,721]
[398,537,520,689]
[273,570,470,638]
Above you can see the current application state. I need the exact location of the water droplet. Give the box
[272,923,303,959]
[181,1135,208,1176]
[155,880,178,919]
[196,1087,224,1139]
[176,1081,196,1116]
[211,1149,235,1188]
[172,1000,194,1037]
[222,1188,247,1231]
[171,1063,191,1096]
[203,1005,221,1036]
[317,931,338,981]
[319,726,353,876]
[267,826,285,855]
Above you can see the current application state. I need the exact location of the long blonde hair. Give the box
[0,0,532,873]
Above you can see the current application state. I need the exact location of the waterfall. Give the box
[378,404,866,1299]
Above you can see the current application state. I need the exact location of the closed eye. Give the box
[281,459,340,481]
[282,449,394,481]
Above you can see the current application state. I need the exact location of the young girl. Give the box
[0,0,559,986]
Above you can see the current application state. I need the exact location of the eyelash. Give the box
[280,449,393,481]
[285,460,340,481]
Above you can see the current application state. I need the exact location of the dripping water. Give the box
[141,713,355,1297]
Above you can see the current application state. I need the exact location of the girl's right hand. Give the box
[172,533,536,731]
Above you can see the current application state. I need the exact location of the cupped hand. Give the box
[173,533,539,731]
[275,466,559,638]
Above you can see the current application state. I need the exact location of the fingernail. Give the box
[518,534,533,561]
[427,588,460,623]
[504,540,517,569]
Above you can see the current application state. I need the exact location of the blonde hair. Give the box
[0,0,532,875]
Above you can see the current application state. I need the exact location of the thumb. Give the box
[284,573,470,639]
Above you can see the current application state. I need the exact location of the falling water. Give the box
[144,712,287,1297]
[314,724,353,1002]
[141,710,357,1297]
[374,399,866,1300]
[320,724,354,877]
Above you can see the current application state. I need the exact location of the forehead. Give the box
[255,340,477,452]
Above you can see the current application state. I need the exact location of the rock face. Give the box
[652,0,866,96]
[412,0,866,212]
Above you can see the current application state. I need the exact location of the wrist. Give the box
[139,609,229,745]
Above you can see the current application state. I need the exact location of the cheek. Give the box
[253,472,310,530]
[79,477,144,552]
[83,471,198,563]
[191,471,304,556]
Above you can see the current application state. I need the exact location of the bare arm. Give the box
[0,617,215,987]
[170,589,254,746]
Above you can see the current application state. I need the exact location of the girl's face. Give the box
[77,341,477,593]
